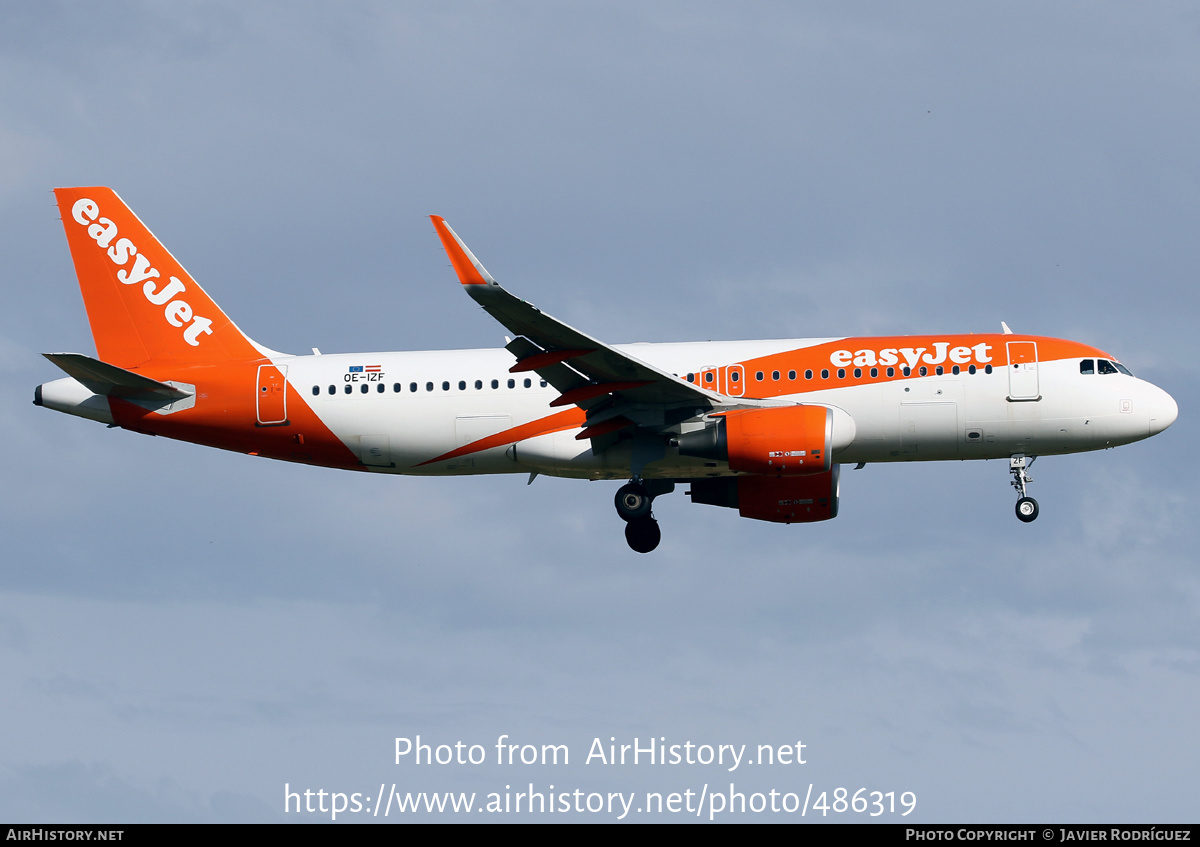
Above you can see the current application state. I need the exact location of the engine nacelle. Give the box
[688,466,841,524]
[677,404,853,475]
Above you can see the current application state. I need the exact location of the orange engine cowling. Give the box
[688,466,841,524]
[677,405,832,475]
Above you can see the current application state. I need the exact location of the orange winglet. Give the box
[548,381,651,408]
[575,417,635,440]
[509,349,593,373]
[430,215,492,285]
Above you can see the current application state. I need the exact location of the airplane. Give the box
[35,187,1178,553]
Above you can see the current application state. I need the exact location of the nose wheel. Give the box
[614,480,666,552]
[1010,454,1039,523]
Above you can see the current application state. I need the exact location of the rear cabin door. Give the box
[256,364,288,425]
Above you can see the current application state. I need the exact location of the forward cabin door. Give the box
[256,364,288,425]
[1006,342,1040,401]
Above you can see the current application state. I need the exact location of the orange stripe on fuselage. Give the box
[108,359,362,470]
[723,334,1109,398]
[417,407,587,467]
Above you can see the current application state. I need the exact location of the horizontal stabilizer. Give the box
[43,353,193,400]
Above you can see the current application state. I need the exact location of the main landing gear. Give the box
[615,480,669,553]
[1010,454,1039,523]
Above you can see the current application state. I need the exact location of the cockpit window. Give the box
[1114,362,1133,376]
[1098,359,1118,375]
[1080,359,1094,375]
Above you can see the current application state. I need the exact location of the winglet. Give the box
[430,216,496,286]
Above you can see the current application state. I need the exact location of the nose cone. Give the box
[1148,385,1178,436]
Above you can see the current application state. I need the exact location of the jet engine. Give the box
[688,467,841,523]
[676,404,853,475]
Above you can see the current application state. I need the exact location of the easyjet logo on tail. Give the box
[70,198,213,346]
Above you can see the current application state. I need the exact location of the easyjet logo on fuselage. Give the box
[829,341,993,370]
[70,198,213,347]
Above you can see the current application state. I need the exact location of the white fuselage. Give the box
[272,338,1175,479]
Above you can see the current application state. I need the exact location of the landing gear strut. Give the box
[1010,454,1039,523]
[614,480,673,553]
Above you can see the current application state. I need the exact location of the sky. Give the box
[1,1,1198,823]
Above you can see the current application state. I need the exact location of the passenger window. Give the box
[870,367,878,378]
[377,383,384,393]
[731,371,740,383]
[1098,359,1118,375]
[935,366,943,376]
[475,380,483,390]
[984,365,993,374]
[837,368,846,379]
[772,370,780,381]
[919,366,928,376]
[524,378,532,388]
[686,373,695,383]
[1080,359,1095,375]
[443,381,450,391]
[902,367,911,376]
[788,370,796,380]
[328,385,336,395]
[968,365,976,375]
[805,370,813,380]
[458,380,466,390]
[311,386,319,396]
[705,372,714,384]
[393,383,401,392]
[821,369,829,379]
[507,378,515,388]
[951,365,959,375]
[886,367,895,377]
[755,371,764,381]
[426,382,434,391]
[344,385,352,394]
[361,384,369,394]
[491,379,499,389]
[540,380,547,387]
[853,368,861,378]
[410,382,417,392]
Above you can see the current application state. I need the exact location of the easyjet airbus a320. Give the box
[36,188,1178,552]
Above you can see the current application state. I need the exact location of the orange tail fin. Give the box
[54,187,270,368]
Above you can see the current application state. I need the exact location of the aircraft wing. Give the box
[431,216,724,435]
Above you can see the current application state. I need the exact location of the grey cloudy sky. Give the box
[1,1,1197,822]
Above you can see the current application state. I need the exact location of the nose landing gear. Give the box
[1010,454,1039,523]
[614,480,672,553]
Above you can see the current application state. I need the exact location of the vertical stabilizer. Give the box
[53,187,271,368]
